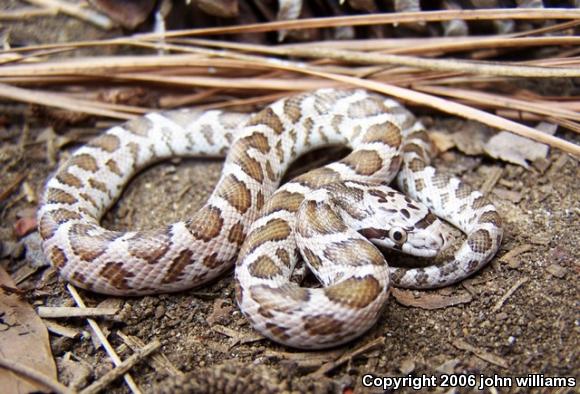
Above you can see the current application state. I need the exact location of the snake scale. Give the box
[38,89,503,348]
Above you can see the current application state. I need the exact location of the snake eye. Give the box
[389,228,407,244]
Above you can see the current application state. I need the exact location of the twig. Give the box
[117,332,183,376]
[492,277,529,312]
[480,167,504,195]
[79,340,160,394]
[452,339,509,368]
[284,47,580,78]
[0,83,134,120]
[135,9,580,39]
[43,320,81,338]
[0,7,56,20]
[37,306,118,319]
[23,0,113,29]
[417,85,580,121]
[311,337,384,377]
[0,173,26,203]
[67,284,143,394]
[0,358,74,394]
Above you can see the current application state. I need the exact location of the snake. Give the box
[38,88,503,349]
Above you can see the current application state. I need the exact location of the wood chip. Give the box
[310,337,385,377]
[492,277,528,312]
[391,288,473,310]
[117,332,183,377]
[546,263,567,279]
[452,339,508,368]
[480,166,504,195]
[43,320,81,338]
[37,306,119,319]
[492,187,523,204]
[499,244,532,268]
[79,340,160,394]
[211,324,264,345]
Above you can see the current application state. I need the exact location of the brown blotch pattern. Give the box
[303,314,345,337]
[276,248,291,266]
[347,97,385,118]
[69,154,98,173]
[248,255,282,279]
[301,201,347,236]
[468,229,493,254]
[56,171,83,188]
[88,134,121,153]
[89,178,108,194]
[247,107,284,134]
[408,158,426,172]
[472,195,489,209]
[275,140,285,163]
[301,247,322,270]
[325,275,382,309]
[455,182,472,199]
[240,132,271,154]
[256,191,265,211]
[263,190,304,215]
[46,188,76,205]
[297,167,341,189]
[414,212,437,229]
[38,216,56,240]
[265,323,291,341]
[265,161,276,182]
[127,230,171,264]
[69,224,121,261]
[50,246,68,269]
[219,175,252,214]
[51,208,82,223]
[363,122,402,146]
[342,150,383,176]
[163,249,194,282]
[187,206,223,242]
[124,116,152,137]
[331,114,344,133]
[79,192,98,209]
[228,222,246,246]
[202,252,223,269]
[100,262,135,290]
[283,98,302,123]
[240,219,291,257]
[415,178,426,192]
[479,211,502,226]
[232,149,264,183]
[106,159,122,176]
[323,239,384,267]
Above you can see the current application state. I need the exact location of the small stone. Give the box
[546,263,567,279]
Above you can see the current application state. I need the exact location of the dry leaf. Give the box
[484,130,549,168]
[391,288,473,310]
[0,267,57,393]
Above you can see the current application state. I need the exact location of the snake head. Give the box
[359,191,446,258]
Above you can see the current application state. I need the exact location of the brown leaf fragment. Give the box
[499,244,532,269]
[0,267,58,393]
[452,339,509,368]
[391,288,473,310]
[546,263,567,279]
[196,0,239,18]
[484,130,549,168]
[88,0,156,29]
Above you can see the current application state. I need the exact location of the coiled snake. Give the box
[38,89,502,348]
